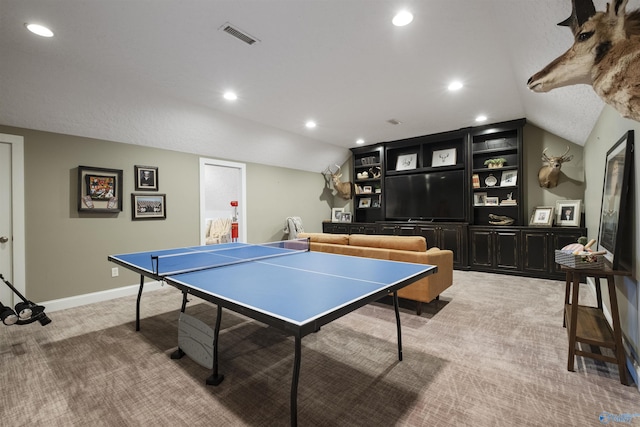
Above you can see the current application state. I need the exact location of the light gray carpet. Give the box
[1,270,637,426]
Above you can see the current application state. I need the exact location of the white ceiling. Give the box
[1,0,631,173]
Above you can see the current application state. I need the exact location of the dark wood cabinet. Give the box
[415,223,468,268]
[322,222,377,235]
[351,144,384,223]
[469,227,520,271]
[522,227,587,279]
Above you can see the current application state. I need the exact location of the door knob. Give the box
[0,236,9,243]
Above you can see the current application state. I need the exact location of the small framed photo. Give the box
[359,198,372,208]
[529,206,554,227]
[396,153,417,171]
[472,174,480,189]
[431,148,457,167]
[474,192,487,206]
[135,165,158,191]
[78,166,123,212]
[556,200,581,227]
[362,185,373,194]
[485,196,499,206]
[500,170,517,187]
[331,207,344,223]
[132,194,166,220]
[339,212,352,223]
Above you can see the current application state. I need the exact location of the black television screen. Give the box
[385,170,466,221]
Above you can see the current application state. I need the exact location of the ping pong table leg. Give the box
[291,335,301,427]
[171,292,189,360]
[135,275,145,331]
[206,304,224,386]
[393,291,403,361]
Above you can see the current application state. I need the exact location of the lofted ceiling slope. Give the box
[1,0,632,172]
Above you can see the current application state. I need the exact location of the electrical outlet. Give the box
[111,267,119,277]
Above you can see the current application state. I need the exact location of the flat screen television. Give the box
[385,170,466,221]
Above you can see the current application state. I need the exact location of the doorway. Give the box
[0,133,26,304]
[199,158,247,244]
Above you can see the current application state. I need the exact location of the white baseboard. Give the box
[41,281,164,313]
[586,277,640,391]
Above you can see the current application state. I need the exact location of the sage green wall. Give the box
[523,123,585,222]
[0,125,328,302]
[582,106,639,378]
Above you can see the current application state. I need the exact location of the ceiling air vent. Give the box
[387,119,402,125]
[220,22,259,45]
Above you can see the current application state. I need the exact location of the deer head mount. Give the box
[528,0,640,122]
[538,146,573,188]
[325,164,353,199]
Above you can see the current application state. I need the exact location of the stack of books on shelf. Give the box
[500,198,517,206]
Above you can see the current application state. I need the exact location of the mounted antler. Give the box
[326,164,354,199]
[538,146,573,188]
[528,0,640,122]
[557,0,597,35]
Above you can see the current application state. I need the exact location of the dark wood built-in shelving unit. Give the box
[334,118,586,280]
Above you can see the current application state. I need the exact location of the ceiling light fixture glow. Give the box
[448,81,463,91]
[392,11,413,27]
[356,139,365,145]
[475,115,487,122]
[223,91,237,101]
[25,23,54,37]
[305,121,316,129]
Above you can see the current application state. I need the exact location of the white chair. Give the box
[284,217,304,239]
[206,218,232,245]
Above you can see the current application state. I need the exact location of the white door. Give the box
[199,158,247,244]
[0,133,26,305]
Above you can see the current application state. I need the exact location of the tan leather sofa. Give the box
[298,232,453,315]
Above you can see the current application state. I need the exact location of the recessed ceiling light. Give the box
[356,139,365,145]
[223,91,237,101]
[475,115,487,122]
[25,23,54,37]
[448,81,463,91]
[392,11,414,27]
[305,121,316,129]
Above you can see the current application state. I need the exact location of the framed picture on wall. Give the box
[431,148,457,167]
[132,193,166,220]
[331,207,344,223]
[135,165,159,191]
[396,153,417,171]
[77,166,123,213]
[597,130,634,269]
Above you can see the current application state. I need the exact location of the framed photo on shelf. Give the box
[396,153,417,171]
[500,170,517,187]
[529,206,554,227]
[134,165,158,191]
[77,166,123,213]
[359,198,371,208]
[331,207,344,222]
[131,193,166,220]
[597,130,634,269]
[362,185,373,194]
[472,174,480,189]
[431,148,457,167]
[484,196,499,206]
[339,212,352,223]
[474,192,487,206]
[555,200,581,227]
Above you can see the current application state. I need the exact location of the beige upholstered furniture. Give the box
[298,233,453,314]
[205,218,232,245]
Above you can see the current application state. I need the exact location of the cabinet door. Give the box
[470,229,493,267]
[416,226,439,248]
[378,224,397,235]
[522,231,549,274]
[495,230,520,270]
[441,225,466,267]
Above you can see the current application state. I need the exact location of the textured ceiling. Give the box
[1,0,632,172]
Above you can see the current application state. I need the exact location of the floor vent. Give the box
[220,23,259,45]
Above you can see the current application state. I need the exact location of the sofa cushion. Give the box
[348,234,426,252]
[298,232,349,245]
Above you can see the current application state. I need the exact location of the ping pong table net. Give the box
[151,238,310,276]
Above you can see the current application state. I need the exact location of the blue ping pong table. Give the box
[108,239,436,426]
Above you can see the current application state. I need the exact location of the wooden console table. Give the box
[563,264,631,385]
